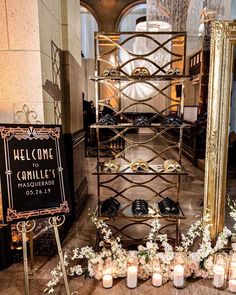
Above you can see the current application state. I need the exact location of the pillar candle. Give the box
[231,262,236,277]
[102,274,113,289]
[173,264,184,288]
[213,265,224,288]
[152,272,162,287]
[229,280,236,293]
[127,266,138,288]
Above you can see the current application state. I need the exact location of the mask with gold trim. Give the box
[130,159,149,172]
[131,67,150,77]
[103,68,120,76]
[166,68,182,76]
[103,160,120,173]
[163,159,181,172]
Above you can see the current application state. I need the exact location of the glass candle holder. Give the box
[213,264,225,289]
[127,265,138,288]
[152,271,162,287]
[229,262,236,293]
[102,274,113,289]
[102,267,113,289]
[173,264,185,289]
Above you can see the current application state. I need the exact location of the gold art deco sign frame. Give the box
[204,20,236,238]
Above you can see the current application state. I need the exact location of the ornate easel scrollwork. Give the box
[48,215,66,228]
[16,220,36,234]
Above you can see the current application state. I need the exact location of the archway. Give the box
[117,2,146,31]
[80,5,98,102]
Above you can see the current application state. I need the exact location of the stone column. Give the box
[0,0,44,123]
[0,0,83,133]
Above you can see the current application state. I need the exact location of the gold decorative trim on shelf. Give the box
[89,75,192,81]
[98,203,185,221]
[90,123,191,129]
[93,164,188,176]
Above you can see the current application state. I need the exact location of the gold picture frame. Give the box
[204,20,236,238]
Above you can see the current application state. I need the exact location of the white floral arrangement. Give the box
[44,201,236,294]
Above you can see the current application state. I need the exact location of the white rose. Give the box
[224,227,232,238]
[138,245,145,251]
[128,250,137,258]
[146,242,153,249]
[232,243,236,252]
[204,257,213,270]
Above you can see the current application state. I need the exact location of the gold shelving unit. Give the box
[91,31,190,246]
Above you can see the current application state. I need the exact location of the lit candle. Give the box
[102,274,113,289]
[173,264,185,288]
[152,272,162,287]
[213,265,224,288]
[127,266,138,288]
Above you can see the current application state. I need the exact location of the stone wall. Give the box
[0,0,44,123]
[0,0,83,133]
[38,0,83,133]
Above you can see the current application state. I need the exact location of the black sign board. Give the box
[0,124,71,222]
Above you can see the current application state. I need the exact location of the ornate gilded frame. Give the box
[204,20,236,238]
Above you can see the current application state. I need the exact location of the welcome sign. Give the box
[0,124,71,222]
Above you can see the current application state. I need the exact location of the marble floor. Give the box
[0,132,232,295]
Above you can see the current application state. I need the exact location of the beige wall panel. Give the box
[67,0,81,65]
[0,102,14,123]
[6,0,40,50]
[68,60,80,102]
[50,16,63,53]
[41,53,54,101]
[84,58,96,102]
[68,59,83,132]
[40,53,64,105]
[38,0,62,61]
[40,0,50,12]
[61,24,69,51]
[0,51,43,103]
[40,0,62,23]
[43,101,60,124]
[38,0,52,57]
[0,0,9,50]
[68,0,80,39]
[60,0,68,25]
[68,32,81,66]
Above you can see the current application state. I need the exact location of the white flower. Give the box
[189,252,201,262]
[128,250,137,258]
[204,256,214,270]
[137,245,145,251]
[232,243,236,252]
